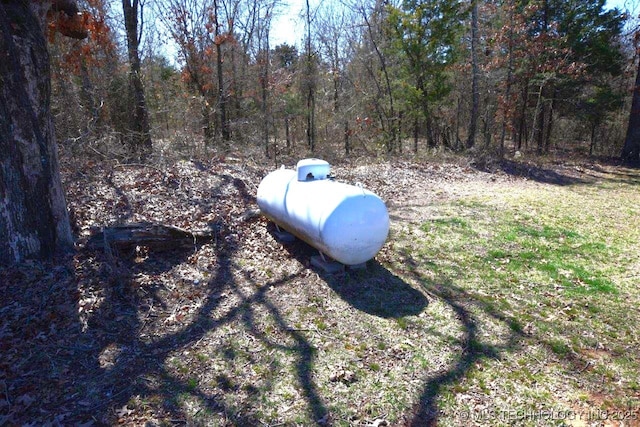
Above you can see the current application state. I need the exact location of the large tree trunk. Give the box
[622,57,640,166]
[122,0,152,156]
[0,1,74,265]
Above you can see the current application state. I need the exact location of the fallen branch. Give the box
[86,222,217,252]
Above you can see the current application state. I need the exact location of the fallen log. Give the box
[86,222,217,252]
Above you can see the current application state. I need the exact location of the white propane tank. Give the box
[257,159,389,265]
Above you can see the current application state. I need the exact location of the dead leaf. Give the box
[16,394,35,407]
[329,368,356,384]
[116,404,134,417]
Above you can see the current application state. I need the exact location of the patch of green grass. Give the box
[314,318,327,330]
[396,317,409,330]
[482,220,618,295]
[548,339,571,356]
[508,318,523,333]
[186,377,198,391]
[431,217,470,229]
[170,357,189,374]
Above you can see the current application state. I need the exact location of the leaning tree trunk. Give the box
[622,56,640,166]
[0,0,74,265]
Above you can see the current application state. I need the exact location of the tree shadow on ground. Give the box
[71,239,320,425]
[579,163,640,186]
[81,236,293,424]
[490,159,592,186]
[220,213,521,426]
[393,254,524,426]
[1,173,333,425]
[66,229,245,425]
[0,228,579,426]
[264,213,568,427]
[492,158,640,188]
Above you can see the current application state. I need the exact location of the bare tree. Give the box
[158,0,219,143]
[123,0,153,155]
[304,0,317,151]
[316,2,353,154]
[467,0,479,149]
[255,1,276,156]
[353,0,398,152]
[498,1,516,155]
[213,0,230,141]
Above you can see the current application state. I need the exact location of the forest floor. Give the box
[1,154,640,426]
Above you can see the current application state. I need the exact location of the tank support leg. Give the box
[311,253,345,274]
[272,223,295,242]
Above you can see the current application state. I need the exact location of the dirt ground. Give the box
[0,155,626,425]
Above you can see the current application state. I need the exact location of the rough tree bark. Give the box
[122,0,152,155]
[0,0,77,265]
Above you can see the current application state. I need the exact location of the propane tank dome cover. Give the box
[297,158,330,181]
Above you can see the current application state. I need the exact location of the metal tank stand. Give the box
[310,252,345,274]
[273,224,295,243]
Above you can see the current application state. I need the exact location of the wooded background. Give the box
[47,0,640,164]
